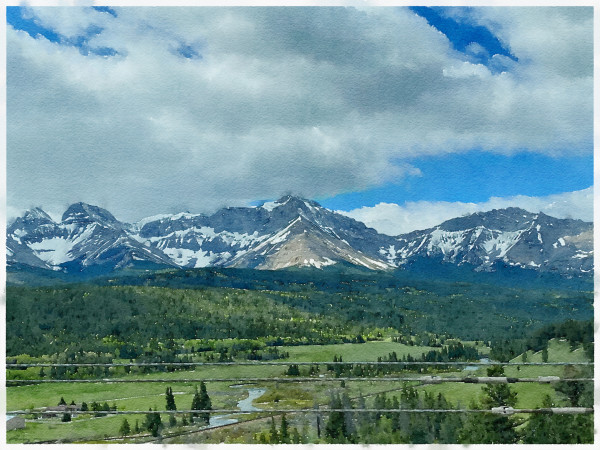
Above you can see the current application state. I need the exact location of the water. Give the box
[237,388,266,413]
[207,387,266,428]
[463,358,491,372]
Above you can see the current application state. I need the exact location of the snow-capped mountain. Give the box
[7,202,174,273]
[380,207,593,275]
[132,196,391,270]
[6,197,593,276]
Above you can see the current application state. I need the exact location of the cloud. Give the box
[340,187,593,235]
[7,7,593,221]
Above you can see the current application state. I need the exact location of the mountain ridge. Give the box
[7,196,593,276]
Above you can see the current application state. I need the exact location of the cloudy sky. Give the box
[6,5,593,234]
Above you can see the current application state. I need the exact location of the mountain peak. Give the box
[438,207,538,233]
[261,195,321,212]
[8,207,55,234]
[23,207,54,223]
[61,202,121,226]
[275,194,311,203]
[7,199,593,276]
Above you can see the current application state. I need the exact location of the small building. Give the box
[41,404,81,419]
[7,415,26,431]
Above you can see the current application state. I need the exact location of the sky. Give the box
[6,5,594,234]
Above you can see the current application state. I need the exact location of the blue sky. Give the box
[409,6,517,69]
[320,152,593,211]
[6,6,593,231]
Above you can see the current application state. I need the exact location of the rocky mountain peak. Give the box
[437,207,537,233]
[6,198,593,276]
[23,207,54,222]
[8,207,56,236]
[61,202,121,227]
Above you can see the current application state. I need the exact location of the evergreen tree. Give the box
[341,391,356,441]
[325,393,347,443]
[198,382,212,425]
[39,367,45,378]
[373,393,386,421]
[181,414,188,426]
[190,386,201,422]
[521,395,593,444]
[280,414,290,443]
[169,414,177,427]
[291,427,301,444]
[119,418,131,436]
[521,395,556,444]
[257,432,268,444]
[355,391,369,430]
[390,396,400,432]
[316,414,321,438]
[269,416,279,443]
[81,401,88,412]
[439,413,463,444]
[134,419,140,434]
[144,408,162,437]
[165,386,177,411]
[480,366,517,408]
[58,397,66,406]
[61,413,71,422]
[286,364,300,376]
[555,365,592,407]
[458,367,518,444]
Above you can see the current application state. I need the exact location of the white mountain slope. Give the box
[7,203,175,272]
[7,198,593,275]
[379,208,593,274]
[228,216,391,270]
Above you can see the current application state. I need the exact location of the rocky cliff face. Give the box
[7,197,593,276]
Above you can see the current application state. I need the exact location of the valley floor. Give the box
[6,339,593,444]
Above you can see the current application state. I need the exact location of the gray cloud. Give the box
[7,7,593,222]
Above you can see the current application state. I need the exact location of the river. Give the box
[207,386,266,428]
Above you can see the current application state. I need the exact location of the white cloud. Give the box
[340,187,593,235]
[6,7,593,221]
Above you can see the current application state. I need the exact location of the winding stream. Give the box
[207,387,266,428]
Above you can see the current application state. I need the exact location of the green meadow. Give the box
[7,337,591,444]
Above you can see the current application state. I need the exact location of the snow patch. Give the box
[261,197,292,212]
[162,247,215,267]
[261,201,279,212]
[572,251,592,259]
[12,229,26,242]
[29,238,73,265]
[480,229,523,258]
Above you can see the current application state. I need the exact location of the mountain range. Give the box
[7,195,593,277]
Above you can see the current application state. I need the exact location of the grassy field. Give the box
[280,340,437,362]
[420,339,589,410]
[6,366,285,411]
[7,340,434,411]
[5,340,440,443]
[6,339,591,444]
